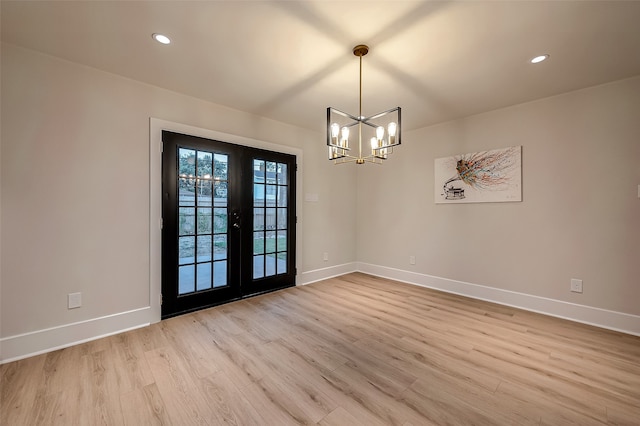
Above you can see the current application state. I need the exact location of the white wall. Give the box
[357,76,640,324]
[0,43,357,361]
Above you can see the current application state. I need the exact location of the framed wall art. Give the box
[435,146,522,204]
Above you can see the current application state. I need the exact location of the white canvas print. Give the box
[435,146,522,203]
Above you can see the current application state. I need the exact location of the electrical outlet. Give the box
[570,279,583,293]
[68,292,82,309]
[409,255,416,265]
[323,252,329,262]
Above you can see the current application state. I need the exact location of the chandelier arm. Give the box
[362,106,401,121]
[329,107,359,122]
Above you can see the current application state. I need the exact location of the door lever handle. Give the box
[231,211,241,229]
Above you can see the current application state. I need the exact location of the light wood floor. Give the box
[2,273,640,425]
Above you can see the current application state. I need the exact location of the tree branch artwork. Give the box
[435,146,522,203]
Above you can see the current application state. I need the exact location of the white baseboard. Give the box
[356,262,640,337]
[298,262,358,286]
[4,262,638,363]
[0,307,151,364]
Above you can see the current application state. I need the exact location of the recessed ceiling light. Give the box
[530,54,549,64]
[152,33,171,45]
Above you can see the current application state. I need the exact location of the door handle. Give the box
[231,211,241,229]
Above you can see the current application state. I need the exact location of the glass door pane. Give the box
[251,159,291,280]
[176,148,228,295]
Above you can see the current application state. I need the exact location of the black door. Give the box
[161,131,296,319]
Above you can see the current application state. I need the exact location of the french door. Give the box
[161,131,296,319]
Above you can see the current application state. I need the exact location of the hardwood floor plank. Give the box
[547,351,640,406]
[207,330,270,387]
[401,378,526,426]
[194,303,247,334]
[81,350,126,425]
[403,364,539,425]
[469,346,609,423]
[257,371,334,424]
[604,398,640,426]
[524,319,640,363]
[0,353,46,425]
[237,380,308,425]
[40,345,85,397]
[274,288,368,343]
[160,314,222,379]
[496,380,609,426]
[257,339,389,426]
[224,332,340,422]
[27,352,124,426]
[196,370,264,425]
[354,336,501,393]
[120,383,172,426]
[277,327,350,372]
[33,389,80,426]
[318,406,370,426]
[144,345,216,425]
[219,298,291,343]
[318,363,421,425]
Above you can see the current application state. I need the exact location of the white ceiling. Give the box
[3,1,640,132]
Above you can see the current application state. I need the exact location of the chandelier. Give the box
[327,45,401,165]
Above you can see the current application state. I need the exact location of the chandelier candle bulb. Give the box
[388,122,397,145]
[370,137,377,155]
[341,127,349,147]
[331,123,340,145]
